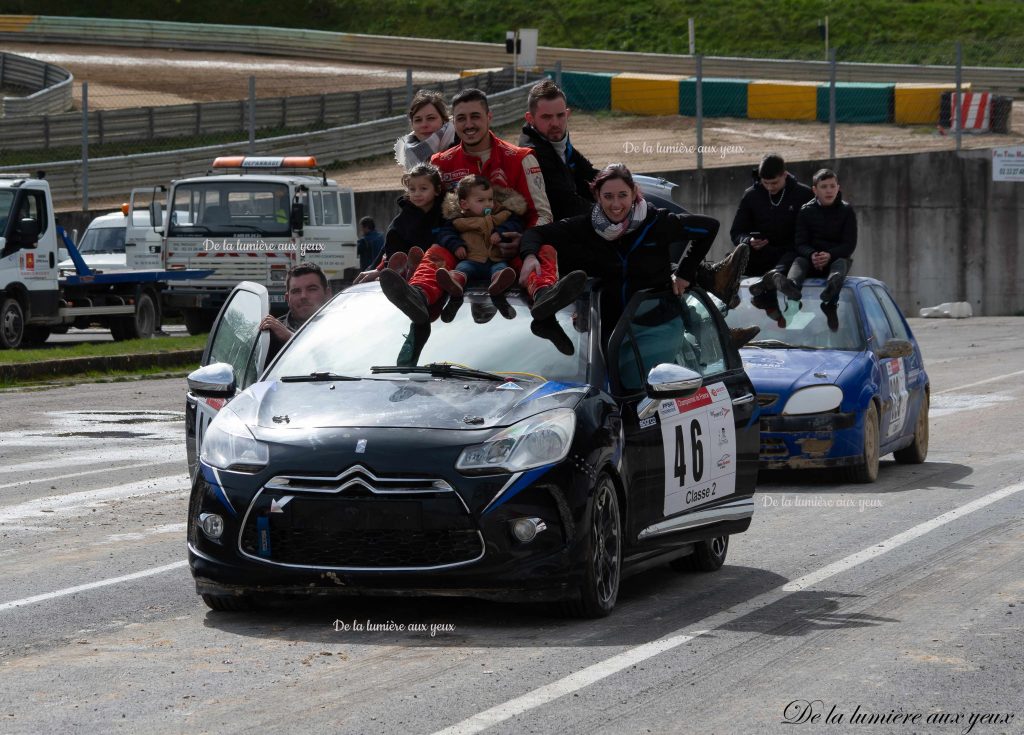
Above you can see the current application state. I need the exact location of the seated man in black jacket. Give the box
[730,153,815,285]
[518,79,599,221]
[781,168,857,309]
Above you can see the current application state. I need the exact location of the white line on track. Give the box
[0,474,187,523]
[431,479,1024,735]
[0,561,188,613]
[0,457,179,490]
[936,368,1024,395]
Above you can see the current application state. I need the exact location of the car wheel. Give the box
[0,297,25,349]
[846,402,880,483]
[201,593,258,612]
[893,392,929,464]
[670,535,729,573]
[564,474,621,618]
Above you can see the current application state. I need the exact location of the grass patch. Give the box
[0,334,205,365]
[0,366,191,390]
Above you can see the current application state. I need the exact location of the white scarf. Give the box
[394,121,456,171]
[591,195,649,241]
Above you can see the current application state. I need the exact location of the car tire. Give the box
[670,535,729,573]
[184,308,215,336]
[201,593,258,612]
[0,297,25,349]
[21,325,51,346]
[893,392,929,464]
[563,474,622,618]
[846,402,880,483]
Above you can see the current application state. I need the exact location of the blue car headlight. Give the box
[200,407,269,473]
[456,408,576,475]
[782,385,844,415]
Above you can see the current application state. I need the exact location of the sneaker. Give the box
[488,267,517,297]
[709,243,750,304]
[821,302,840,332]
[436,268,465,299]
[379,269,429,324]
[492,294,517,320]
[820,272,843,305]
[778,275,802,301]
[748,270,776,297]
[407,246,424,275]
[729,325,760,350]
[440,295,463,323]
[470,301,497,324]
[387,251,408,273]
[531,270,587,321]
[531,317,574,356]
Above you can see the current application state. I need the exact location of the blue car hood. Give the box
[232,377,586,433]
[740,349,858,394]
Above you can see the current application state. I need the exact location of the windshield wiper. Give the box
[371,362,507,382]
[748,339,802,349]
[280,371,361,383]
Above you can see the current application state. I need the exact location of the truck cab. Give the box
[146,156,359,335]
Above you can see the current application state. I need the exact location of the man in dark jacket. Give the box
[782,168,857,310]
[730,153,815,282]
[518,79,599,221]
[261,263,331,361]
[356,217,385,271]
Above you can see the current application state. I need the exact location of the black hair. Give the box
[286,262,328,291]
[757,154,786,179]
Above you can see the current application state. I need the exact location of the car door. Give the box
[859,286,905,448]
[871,284,926,442]
[185,282,270,480]
[608,288,759,546]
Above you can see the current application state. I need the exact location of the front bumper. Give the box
[758,411,861,469]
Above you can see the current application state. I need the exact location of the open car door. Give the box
[185,282,270,481]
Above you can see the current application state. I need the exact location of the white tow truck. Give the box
[0,172,211,348]
[129,156,359,335]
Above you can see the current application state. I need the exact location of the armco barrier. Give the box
[0,51,73,117]
[1,15,1022,92]
[0,69,512,154]
[1,81,537,204]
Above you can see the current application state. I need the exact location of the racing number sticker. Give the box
[886,358,909,436]
[659,382,737,516]
[195,397,225,458]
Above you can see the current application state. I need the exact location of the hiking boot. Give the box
[440,296,463,323]
[488,267,517,297]
[492,294,517,320]
[748,270,777,297]
[821,302,840,332]
[709,243,750,304]
[531,270,587,321]
[379,269,429,324]
[819,272,844,305]
[729,325,761,350]
[531,317,575,356]
[436,268,466,299]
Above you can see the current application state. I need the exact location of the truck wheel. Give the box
[111,292,157,341]
[21,326,51,346]
[184,308,215,336]
[0,297,25,349]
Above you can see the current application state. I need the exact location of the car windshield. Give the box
[726,286,865,351]
[78,226,126,254]
[266,288,589,384]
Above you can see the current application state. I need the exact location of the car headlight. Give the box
[200,407,269,473]
[456,408,576,475]
[782,385,844,415]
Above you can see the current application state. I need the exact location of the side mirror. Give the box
[290,203,305,234]
[148,202,163,228]
[13,218,40,246]
[187,362,236,399]
[878,338,914,359]
[637,364,703,420]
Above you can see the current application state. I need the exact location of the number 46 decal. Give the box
[673,419,705,487]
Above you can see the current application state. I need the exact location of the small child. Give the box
[779,168,857,308]
[353,163,444,284]
[434,175,525,307]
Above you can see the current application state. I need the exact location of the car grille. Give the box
[238,465,484,570]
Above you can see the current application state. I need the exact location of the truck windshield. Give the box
[0,190,13,234]
[78,226,126,254]
[167,182,290,237]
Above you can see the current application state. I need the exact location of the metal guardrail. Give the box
[1,15,1022,92]
[0,51,73,117]
[9,81,536,204]
[0,68,514,154]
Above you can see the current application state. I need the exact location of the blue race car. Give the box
[725,276,929,482]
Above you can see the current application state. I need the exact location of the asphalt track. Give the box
[1,317,1021,734]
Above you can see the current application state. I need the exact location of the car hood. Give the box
[235,377,587,433]
[740,349,859,393]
